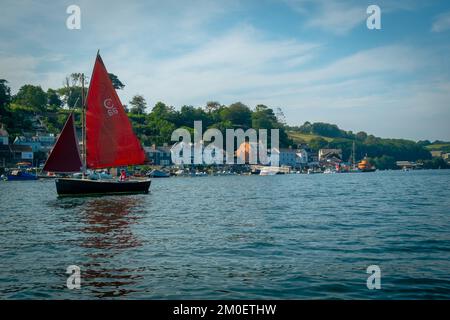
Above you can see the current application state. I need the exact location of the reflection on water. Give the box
[79,197,144,298]
[81,197,142,250]
[2,171,450,299]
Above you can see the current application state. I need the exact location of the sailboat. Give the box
[43,53,151,196]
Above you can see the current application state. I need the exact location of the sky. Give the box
[1,0,450,141]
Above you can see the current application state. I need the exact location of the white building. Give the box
[0,124,8,145]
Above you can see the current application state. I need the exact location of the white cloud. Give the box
[1,0,449,140]
[432,11,450,32]
[283,0,367,34]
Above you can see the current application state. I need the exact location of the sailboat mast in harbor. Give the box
[81,72,87,177]
[43,52,151,196]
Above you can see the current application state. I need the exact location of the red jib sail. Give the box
[43,113,82,172]
[86,54,145,169]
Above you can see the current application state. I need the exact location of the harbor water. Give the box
[0,170,449,299]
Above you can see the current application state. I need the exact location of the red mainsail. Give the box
[86,54,145,169]
[43,113,82,172]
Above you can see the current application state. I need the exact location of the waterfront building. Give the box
[0,124,8,145]
[318,148,343,162]
[13,134,56,153]
[396,161,419,169]
[430,150,444,158]
[296,149,309,165]
[144,144,172,166]
[278,147,299,168]
[0,144,33,167]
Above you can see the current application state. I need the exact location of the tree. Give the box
[298,121,312,134]
[372,155,397,170]
[129,95,147,114]
[47,88,62,109]
[57,86,82,108]
[356,131,368,141]
[275,107,287,125]
[108,73,125,90]
[57,73,87,109]
[311,122,342,138]
[205,101,221,113]
[0,79,11,116]
[13,85,47,111]
[251,104,277,129]
[220,102,252,129]
[308,137,328,151]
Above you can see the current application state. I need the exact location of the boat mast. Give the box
[352,140,356,167]
[81,73,87,176]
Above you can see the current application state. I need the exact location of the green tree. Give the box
[311,122,342,138]
[309,137,328,151]
[251,104,277,129]
[372,155,397,170]
[220,102,252,129]
[13,85,47,111]
[57,73,86,109]
[356,131,368,141]
[298,121,312,134]
[57,86,82,108]
[151,101,178,123]
[0,79,11,116]
[47,88,62,109]
[108,73,125,90]
[129,95,147,114]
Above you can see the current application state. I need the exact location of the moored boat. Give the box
[6,169,38,181]
[357,159,376,172]
[148,169,170,178]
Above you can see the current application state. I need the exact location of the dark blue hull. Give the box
[55,178,151,197]
[7,174,38,181]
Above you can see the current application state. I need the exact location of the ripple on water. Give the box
[0,170,450,299]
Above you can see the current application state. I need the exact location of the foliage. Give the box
[370,155,397,170]
[13,85,47,112]
[1,76,446,167]
[47,88,62,109]
[419,157,450,169]
[129,95,147,114]
[108,73,125,90]
[0,79,11,116]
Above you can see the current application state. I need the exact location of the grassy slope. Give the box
[288,131,450,154]
[425,143,450,152]
[287,131,334,143]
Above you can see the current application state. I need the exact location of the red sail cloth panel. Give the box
[43,113,82,172]
[85,54,145,169]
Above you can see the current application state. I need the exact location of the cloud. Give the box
[283,0,430,35]
[283,0,367,35]
[1,0,449,140]
[432,11,450,32]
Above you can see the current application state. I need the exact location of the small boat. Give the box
[259,167,278,176]
[43,52,151,196]
[357,159,376,172]
[307,168,321,174]
[148,169,170,178]
[6,169,38,181]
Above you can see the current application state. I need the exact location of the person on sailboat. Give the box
[119,169,127,181]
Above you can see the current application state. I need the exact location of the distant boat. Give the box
[357,159,376,172]
[43,52,151,196]
[148,169,170,178]
[260,167,278,176]
[307,168,321,174]
[348,142,375,173]
[6,169,38,181]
